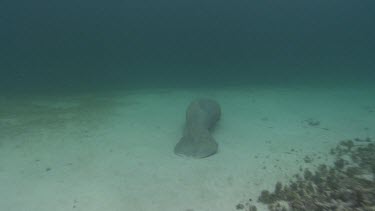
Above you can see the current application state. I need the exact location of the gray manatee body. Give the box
[174,99,221,158]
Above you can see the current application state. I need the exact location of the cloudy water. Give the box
[1,0,374,93]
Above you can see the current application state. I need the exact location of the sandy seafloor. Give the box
[0,82,374,211]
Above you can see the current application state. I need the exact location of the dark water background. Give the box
[1,0,375,93]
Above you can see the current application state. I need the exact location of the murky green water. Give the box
[1,0,374,93]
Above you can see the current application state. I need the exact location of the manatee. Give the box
[174,99,221,158]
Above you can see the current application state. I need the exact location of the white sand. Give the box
[1,84,374,211]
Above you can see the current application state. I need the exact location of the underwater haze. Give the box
[1,0,375,93]
[2,1,375,210]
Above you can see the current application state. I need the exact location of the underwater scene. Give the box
[1,0,375,210]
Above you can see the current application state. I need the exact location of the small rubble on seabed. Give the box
[238,137,375,211]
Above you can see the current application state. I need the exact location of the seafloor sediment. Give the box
[239,137,375,211]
